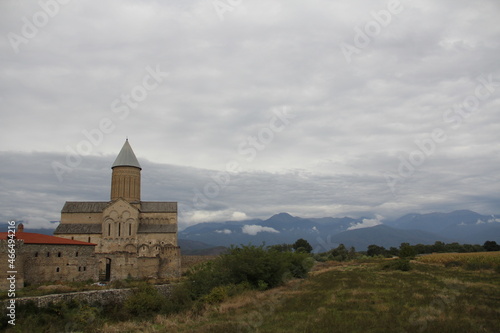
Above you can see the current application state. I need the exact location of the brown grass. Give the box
[77,260,500,332]
[417,251,500,267]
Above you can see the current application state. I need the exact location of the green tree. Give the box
[388,247,400,256]
[367,244,387,257]
[268,243,293,252]
[329,244,349,261]
[413,243,429,254]
[293,238,313,253]
[347,246,357,260]
[399,243,416,259]
[483,240,500,251]
[432,241,446,253]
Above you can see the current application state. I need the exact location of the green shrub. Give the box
[185,260,231,300]
[155,283,195,316]
[313,253,329,262]
[201,286,229,304]
[286,253,315,279]
[382,259,411,271]
[257,280,269,291]
[329,244,349,261]
[184,244,314,302]
[219,244,313,289]
[123,283,165,317]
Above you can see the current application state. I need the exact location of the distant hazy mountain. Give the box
[384,210,500,243]
[178,239,227,255]
[385,210,485,233]
[325,225,454,251]
[178,212,366,250]
[180,210,500,251]
[178,239,216,251]
[3,210,499,252]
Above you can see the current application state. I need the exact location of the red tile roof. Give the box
[0,232,96,246]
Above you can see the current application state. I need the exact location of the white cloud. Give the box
[347,215,384,231]
[242,225,279,236]
[478,217,500,224]
[180,209,250,226]
[1,1,500,229]
[215,229,232,234]
[231,212,249,221]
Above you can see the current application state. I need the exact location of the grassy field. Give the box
[417,251,500,270]
[102,258,500,333]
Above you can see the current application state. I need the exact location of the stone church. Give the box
[54,139,181,281]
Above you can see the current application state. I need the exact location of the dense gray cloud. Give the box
[1,0,499,230]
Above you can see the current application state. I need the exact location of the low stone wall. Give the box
[3,284,176,308]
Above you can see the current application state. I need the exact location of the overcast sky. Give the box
[1,0,499,230]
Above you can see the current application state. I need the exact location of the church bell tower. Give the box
[110,139,142,202]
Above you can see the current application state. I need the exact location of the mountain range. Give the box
[3,210,499,253]
[179,210,500,252]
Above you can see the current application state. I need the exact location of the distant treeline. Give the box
[310,240,500,262]
[365,240,500,258]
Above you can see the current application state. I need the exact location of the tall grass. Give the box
[100,261,500,333]
[417,251,500,270]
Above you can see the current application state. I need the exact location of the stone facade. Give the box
[0,234,97,290]
[54,140,181,281]
[21,243,97,284]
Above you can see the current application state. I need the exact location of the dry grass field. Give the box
[101,258,500,333]
[5,255,499,332]
[417,251,500,270]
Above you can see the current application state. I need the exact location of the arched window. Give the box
[108,224,111,236]
[34,252,38,257]
[118,223,121,237]
[56,267,60,272]
[75,252,79,257]
[46,252,50,257]
[57,252,62,257]
[129,224,132,236]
